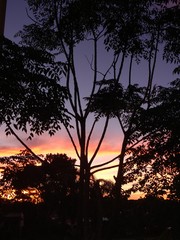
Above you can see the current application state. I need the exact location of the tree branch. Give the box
[6,123,44,163]
[89,115,109,166]
[91,164,119,175]
[91,154,120,170]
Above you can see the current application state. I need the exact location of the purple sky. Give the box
[1,0,178,189]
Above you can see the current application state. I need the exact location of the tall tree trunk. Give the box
[0,0,7,36]
[79,159,90,240]
[78,118,91,240]
[94,181,103,240]
[115,135,128,202]
[112,135,128,232]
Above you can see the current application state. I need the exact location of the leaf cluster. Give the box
[123,80,180,199]
[0,153,78,204]
[16,0,179,66]
[0,37,70,138]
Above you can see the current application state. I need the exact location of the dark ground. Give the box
[0,198,179,240]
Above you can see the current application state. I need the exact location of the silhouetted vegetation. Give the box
[0,194,179,239]
[0,0,179,239]
[0,152,180,239]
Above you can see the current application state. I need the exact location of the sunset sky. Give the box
[0,0,178,195]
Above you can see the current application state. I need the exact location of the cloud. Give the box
[0,126,122,157]
[0,125,123,182]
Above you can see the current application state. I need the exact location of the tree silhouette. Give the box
[0,150,42,202]
[0,153,78,207]
[124,79,180,200]
[0,37,69,138]
[0,1,180,239]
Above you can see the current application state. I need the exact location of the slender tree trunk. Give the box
[112,134,128,231]
[94,181,103,240]
[115,135,128,202]
[84,167,90,239]
[109,136,128,238]
[0,0,7,36]
[78,118,91,240]
[79,160,90,240]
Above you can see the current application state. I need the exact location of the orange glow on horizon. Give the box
[0,134,121,160]
[0,142,143,200]
[0,147,21,157]
[0,132,132,195]
[0,138,120,183]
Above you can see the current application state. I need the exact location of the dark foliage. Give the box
[0,153,78,206]
[0,37,70,138]
[124,79,180,199]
